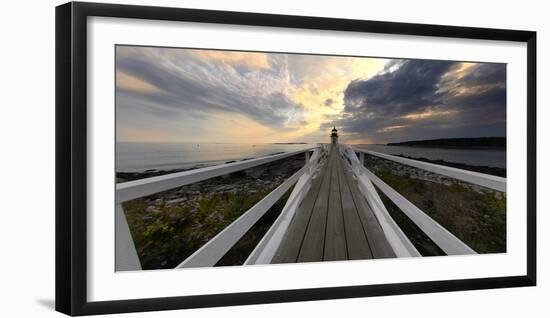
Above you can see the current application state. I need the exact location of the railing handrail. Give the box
[117,143,489,270]
[352,147,506,192]
[342,146,476,255]
[115,204,142,271]
[244,149,325,265]
[115,146,324,270]
[362,165,476,255]
[116,147,318,203]
[176,150,322,268]
[341,147,420,257]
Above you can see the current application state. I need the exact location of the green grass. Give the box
[123,185,278,270]
[375,169,506,254]
[215,187,293,266]
[374,186,444,256]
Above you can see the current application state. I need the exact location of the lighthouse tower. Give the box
[330,127,338,145]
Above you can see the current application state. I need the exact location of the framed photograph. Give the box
[55,1,536,316]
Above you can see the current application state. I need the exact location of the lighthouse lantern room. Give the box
[330,127,338,145]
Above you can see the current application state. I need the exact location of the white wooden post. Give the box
[116,148,317,203]
[362,167,476,255]
[177,163,310,268]
[343,147,419,257]
[115,204,142,271]
[245,149,320,265]
[114,147,321,269]
[354,148,505,192]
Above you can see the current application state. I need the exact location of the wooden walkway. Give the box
[272,145,395,263]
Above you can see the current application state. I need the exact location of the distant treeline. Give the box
[273,142,308,145]
[387,137,506,149]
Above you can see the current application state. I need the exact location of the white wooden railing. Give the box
[354,148,506,192]
[116,143,505,270]
[339,146,421,257]
[115,146,324,271]
[245,145,328,264]
[341,145,507,256]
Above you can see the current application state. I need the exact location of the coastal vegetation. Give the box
[395,155,506,177]
[364,154,506,255]
[118,154,304,270]
[117,148,506,269]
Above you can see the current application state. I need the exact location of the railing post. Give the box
[245,147,321,265]
[114,147,320,269]
[341,149,420,257]
[354,148,506,192]
[115,204,142,271]
[359,152,365,167]
[177,162,311,268]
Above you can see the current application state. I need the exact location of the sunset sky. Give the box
[116,46,506,144]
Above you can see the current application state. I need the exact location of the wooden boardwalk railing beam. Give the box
[272,146,395,263]
[116,142,494,270]
[116,146,322,270]
[116,148,316,204]
[353,148,506,192]
[343,146,477,256]
[342,147,420,258]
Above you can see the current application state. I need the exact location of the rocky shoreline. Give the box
[116,152,289,183]
[394,155,506,177]
[364,154,505,197]
[363,153,506,254]
[118,153,307,270]
[117,154,305,214]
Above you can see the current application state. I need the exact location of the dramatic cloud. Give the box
[116,45,506,144]
[116,46,386,143]
[116,47,304,130]
[328,59,506,143]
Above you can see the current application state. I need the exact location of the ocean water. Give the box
[116,142,506,173]
[357,144,506,168]
[116,142,313,172]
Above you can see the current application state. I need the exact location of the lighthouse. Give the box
[330,127,338,145]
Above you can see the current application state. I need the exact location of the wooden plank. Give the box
[343,147,419,257]
[343,163,396,258]
[245,149,321,265]
[323,151,347,261]
[359,174,420,257]
[297,149,334,262]
[363,167,476,255]
[336,158,373,260]
[271,160,329,263]
[177,164,308,268]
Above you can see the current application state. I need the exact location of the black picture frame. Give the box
[55,1,537,316]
